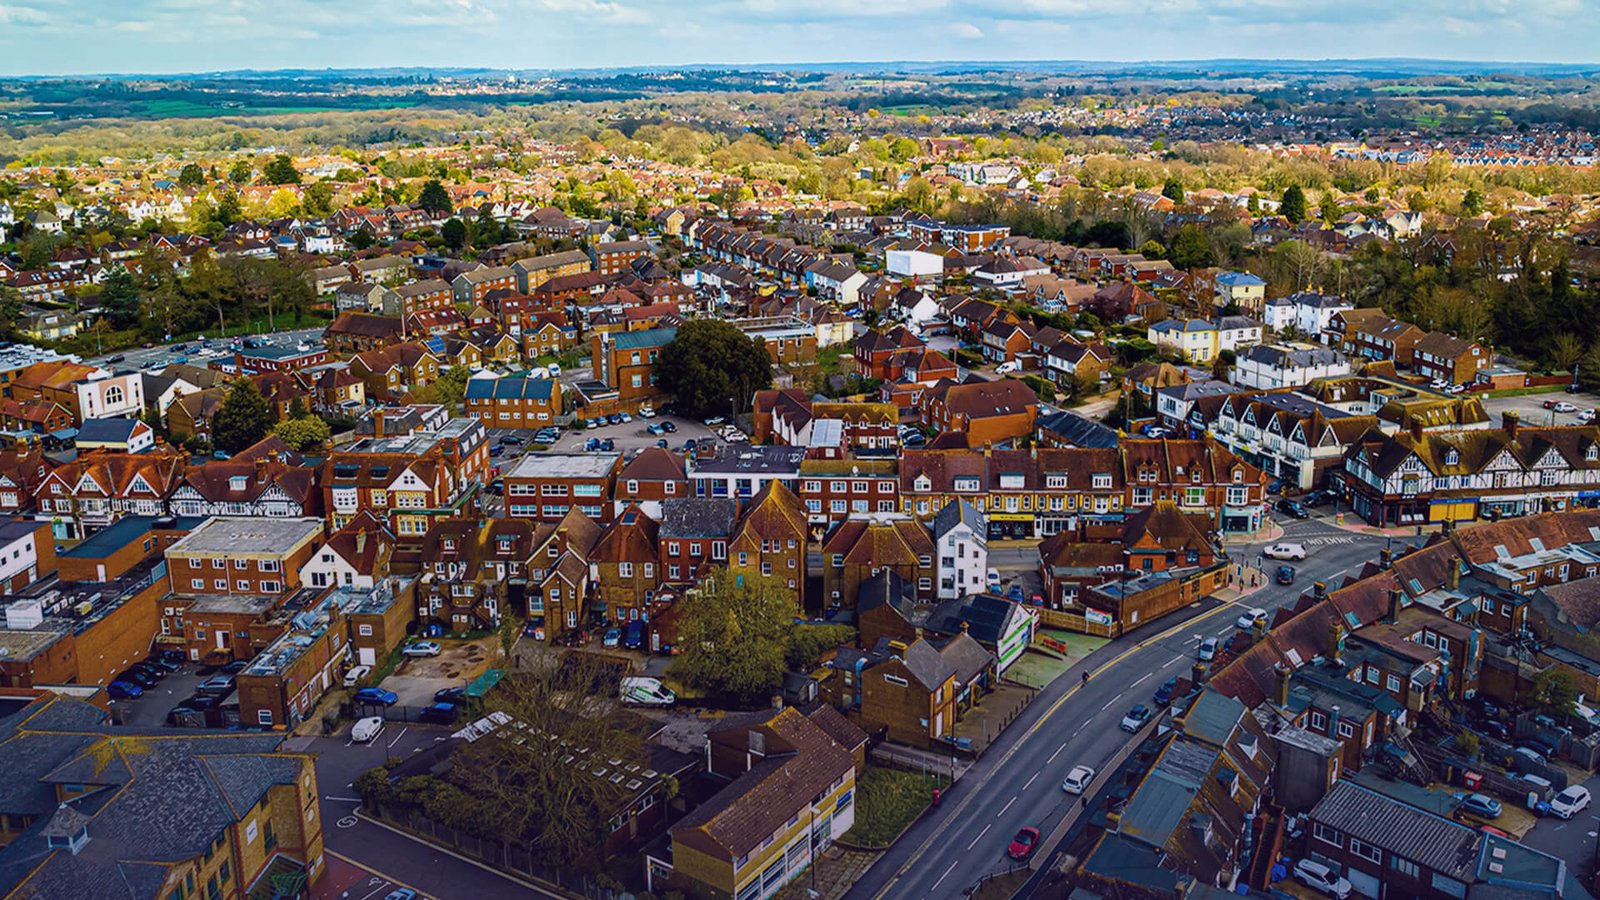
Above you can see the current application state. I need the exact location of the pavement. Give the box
[841,510,1395,900]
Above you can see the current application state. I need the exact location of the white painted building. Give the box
[1232,343,1353,390]
[933,499,987,601]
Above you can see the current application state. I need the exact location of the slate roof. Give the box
[932,498,985,543]
[658,497,738,539]
[1310,780,1480,880]
[1037,410,1119,449]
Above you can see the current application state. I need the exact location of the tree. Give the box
[1530,668,1578,718]
[656,319,774,420]
[1161,177,1185,204]
[1281,185,1308,224]
[271,416,331,451]
[441,218,467,251]
[671,573,792,704]
[417,179,453,216]
[1462,189,1484,217]
[1169,224,1216,270]
[302,181,335,218]
[265,188,300,219]
[227,159,252,184]
[411,365,471,409]
[212,379,275,455]
[178,163,205,188]
[1138,239,1166,260]
[1552,334,1585,374]
[262,154,301,186]
[98,267,142,330]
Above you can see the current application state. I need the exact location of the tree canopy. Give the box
[417,179,453,215]
[655,319,773,419]
[261,154,301,185]
[212,379,275,455]
[1281,185,1308,223]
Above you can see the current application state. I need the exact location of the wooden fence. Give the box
[1036,607,1118,638]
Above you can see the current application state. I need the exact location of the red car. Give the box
[1007,826,1040,860]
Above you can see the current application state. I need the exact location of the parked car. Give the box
[546,363,561,377]
[1007,584,1024,602]
[434,687,468,704]
[419,703,459,725]
[196,675,235,696]
[489,445,504,458]
[1266,478,1287,494]
[703,416,726,426]
[121,669,160,688]
[402,641,442,658]
[599,438,615,452]
[1551,785,1592,819]
[1276,565,1297,585]
[623,620,645,650]
[499,435,524,446]
[1153,677,1177,706]
[143,654,181,673]
[351,716,385,743]
[1303,489,1338,507]
[1235,607,1269,630]
[646,423,666,435]
[1292,858,1352,899]
[1061,765,1095,794]
[354,688,399,706]
[1513,746,1548,767]
[221,659,250,675]
[606,413,622,425]
[1120,704,1153,732]
[1555,401,1578,413]
[1459,793,1503,819]
[996,361,1021,374]
[603,628,622,648]
[618,412,632,423]
[1543,399,1561,409]
[183,693,221,710]
[107,681,143,700]
[1275,498,1310,519]
[1198,637,1218,661]
[1006,826,1040,860]
[638,406,656,418]
[343,665,372,687]
[656,439,669,448]
[585,437,601,451]
[1581,409,1597,424]
[1264,542,1307,561]
[660,420,677,433]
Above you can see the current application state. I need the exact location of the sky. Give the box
[0,0,1595,75]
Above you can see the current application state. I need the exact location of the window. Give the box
[1312,822,1343,848]
[1386,674,1401,692]
[1338,721,1355,739]
[1390,856,1419,878]
[619,562,633,578]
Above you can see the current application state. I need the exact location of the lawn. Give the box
[842,766,949,848]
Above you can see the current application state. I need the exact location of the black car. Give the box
[129,662,168,681]
[183,694,221,711]
[434,686,468,704]
[486,480,504,496]
[221,659,250,675]
[122,668,160,688]
[144,654,181,673]
[420,703,459,725]
[1276,565,1296,585]
[1302,489,1337,507]
[166,706,200,726]
[606,414,623,425]
[1275,498,1310,519]
[660,421,677,433]
[499,435,524,446]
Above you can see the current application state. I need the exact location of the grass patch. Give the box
[1485,384,1566,398]
[842,766,950,848]
[817,343,849,377]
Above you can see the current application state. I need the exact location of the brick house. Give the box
[463,375,562,430]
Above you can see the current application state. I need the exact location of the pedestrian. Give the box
[1081,671,1089,686]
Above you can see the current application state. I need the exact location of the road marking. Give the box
[1048,743,1067,764]
[1022,772,1040,791]
[1130,672,1153,688]
[355,881,392,900]
[1100,698,1117,712]
[323,795,362,802]
[870,588,1271,900]
[998,796,1017,816]
[933,860,960,889]
[387,726,407,749]
[966,823,992,850]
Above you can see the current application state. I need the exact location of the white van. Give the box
[351,715,385,743]
[620,677,676,707]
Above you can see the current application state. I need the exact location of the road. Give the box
[843,513,1395,900]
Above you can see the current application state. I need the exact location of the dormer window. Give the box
[229,476,249,492]
[1444,448,1459,466]
[1588,445,1598,462]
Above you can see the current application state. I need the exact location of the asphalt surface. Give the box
[86,326,330,372]
[843,512,1396,900]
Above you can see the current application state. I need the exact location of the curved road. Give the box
[843,515,1396,900]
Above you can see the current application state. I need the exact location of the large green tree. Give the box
[177,163,205,188]
[212,379,275,455]
[1169,224,1216,270]
[1281,185,1308,224]
[656,319,773,419]
[670,573,793,704]
[262,154,301,186]
[417,179,453,216]
[302,181,335,218]
[98,267,142,329]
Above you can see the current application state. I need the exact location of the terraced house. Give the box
[1343,412,1600,525]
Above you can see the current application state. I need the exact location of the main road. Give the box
[842,513,1397,900]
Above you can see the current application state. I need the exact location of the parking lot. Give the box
[1479,386,1600,426]
[109,664,214,728]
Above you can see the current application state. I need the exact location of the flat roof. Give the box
[506,453,620,479]
[64,515,204,559]
[166,517,324,556]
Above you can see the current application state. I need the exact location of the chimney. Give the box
[1192,660,1208,686]
[1379,547,1392,570]
[1251,613,1268,641]
[1327,704,1341,738]
[1409,417,1426,441]
[255,456,268,481]
[1313,580,1326,600]
[1448,556,1461,591]
[1274,663,1291,707]
[1328,620,1345,666]
[1386,587,1403,623]
[1503,410,1519,438]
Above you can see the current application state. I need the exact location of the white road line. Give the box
[1048,743,1067,764]
[965,823,992,851]
[388,726,407,749]
[1022,772,1040,791]
[322,795,362,802]
[1100,698,1117,712]
[998,796,1017,817]
[1130,672,1153,688]
[933,860,960,889]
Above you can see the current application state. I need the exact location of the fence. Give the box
[1035,608,1118,638]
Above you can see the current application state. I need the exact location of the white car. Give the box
[547,363,561,377]
[1292,859,1351,899]
[1555,401,1578,413]
[1235,607,1268,630]
[996,361,1021,374]
[351,716,386,744]
[1580,409,1596,424]
[1061,765,1095,794]
[1264,542,1306,561]
[342,665,371,687]
[1550,785,1592,819]
[638,406,656,418]
[401,641,442,658]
